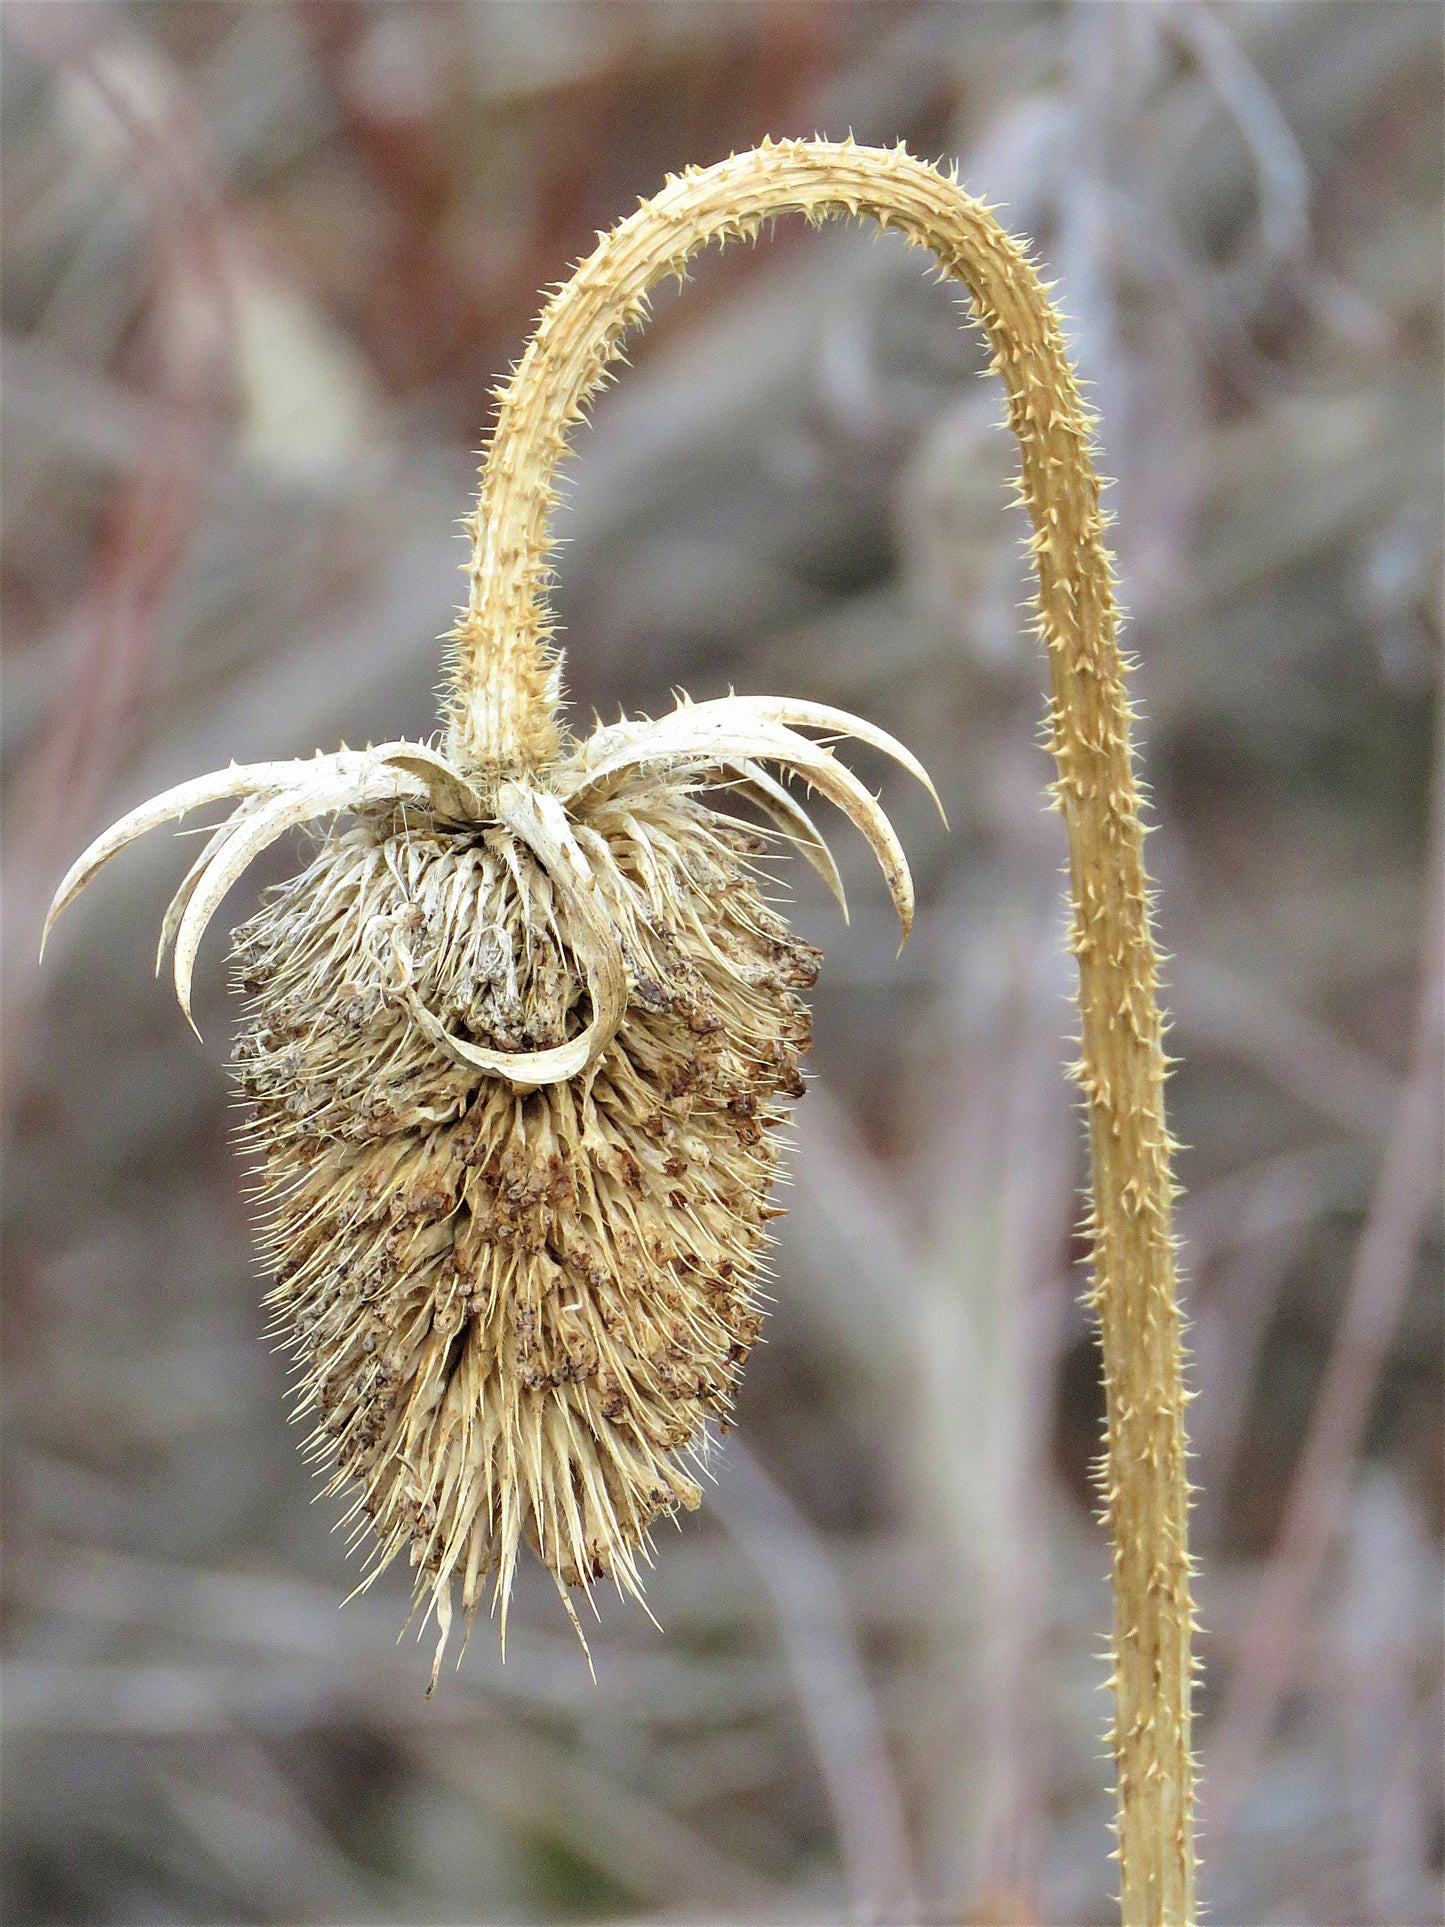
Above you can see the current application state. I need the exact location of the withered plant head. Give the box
[46,140,1198,1921]
[44,149,941,1687]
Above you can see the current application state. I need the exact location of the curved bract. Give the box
[43,139,1193,1925]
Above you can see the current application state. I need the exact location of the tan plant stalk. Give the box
[43,137,1194,1924]
[445,139,1197,1926]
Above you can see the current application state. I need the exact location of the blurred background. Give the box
[2,3,1441,1923]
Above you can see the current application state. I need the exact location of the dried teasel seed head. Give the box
[45,148,1191,1927]
[44,677,936,1690]
[230,772,835,1671]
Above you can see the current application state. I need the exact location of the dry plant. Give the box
[42,139,1195,1924]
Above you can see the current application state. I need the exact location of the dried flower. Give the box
[46,138,1194,1923]
[43,315,937,1693]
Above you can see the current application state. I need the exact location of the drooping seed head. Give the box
[45,704,935,1683]
[43,133,1195,1924]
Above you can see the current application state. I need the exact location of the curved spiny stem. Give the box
[454,137,1195,1925]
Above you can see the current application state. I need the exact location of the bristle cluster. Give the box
[44,691,929,1674]
[230,783,818,1680]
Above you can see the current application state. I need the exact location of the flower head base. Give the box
[45,699,936,1682]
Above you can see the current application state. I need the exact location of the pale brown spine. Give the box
[449,138,1195,1925]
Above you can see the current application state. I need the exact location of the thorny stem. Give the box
[448,139,1196,1926]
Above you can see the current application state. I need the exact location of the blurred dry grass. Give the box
[2,4,1441,1923]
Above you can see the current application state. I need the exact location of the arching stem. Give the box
[449,137,1196,1926]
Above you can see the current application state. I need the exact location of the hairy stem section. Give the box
[453,137,1195,1924]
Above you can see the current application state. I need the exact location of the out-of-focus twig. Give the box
[1167,1,1311,283]
[1204,739,1443,1851]
[3,29,238,1079]
[403,1712,789,1920]
[1190,1220,1314,1548]
[709,1437,917,1926]
[158,1741,391,1923]
[1174,953,1400,1141]
[1181,1142,1368,1260]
